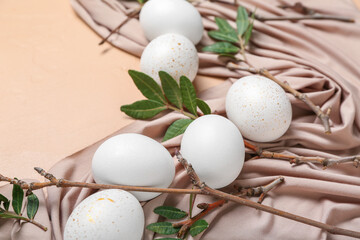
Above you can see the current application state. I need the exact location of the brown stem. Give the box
[0,169,201,195]
[255,14,355,23]
[174,177,283,237]
[174,199,226,238]
[244,141,360,169]
[98,7,141,45]
[278,2,315,15]
[2,162,360,238]
[237,176,285,203]
[227,63,332,134]
[22,218,48,231]
[210,0,354,23]
[176,152,360,239]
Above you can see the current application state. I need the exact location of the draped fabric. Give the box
[1,0,360,239]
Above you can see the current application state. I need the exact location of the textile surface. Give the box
[1,0,360,239]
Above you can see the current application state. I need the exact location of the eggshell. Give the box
[64,189,144,240]
[180,115,245,189]
[226,75,292,142]
[92,133,175,201]
[140,33,199,84]
[140,0,204,44]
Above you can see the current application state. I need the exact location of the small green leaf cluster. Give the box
[146,205,209,239]
[121,70,211,141]
[0,184,39,222]
[202,6,255,57]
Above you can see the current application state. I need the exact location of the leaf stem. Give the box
[238,37,248,63]
[167,105,198,120]
[22,218,48,231]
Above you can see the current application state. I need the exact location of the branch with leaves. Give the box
[121,70,211,141]
[202,6,332,134]
[120,70,359,170]
[147,176,284,239]
[1,163,360,239]
[0,180,46,231]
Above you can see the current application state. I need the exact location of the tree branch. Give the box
[173,177,283,237]
[244,140,360,169]
[236,176,284,203]
[98,7,141,45]
[227,63,332,134]
[1,160,359,238]
[254,14,355,23]
[0,170,201,196]
[175,152,360,239]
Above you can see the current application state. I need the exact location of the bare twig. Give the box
[227,62,332,134]
[254,14,355,23]
[237,176,285,203]
[173,177,283,237]
[173,199,226,238]
[278,2,315,15]
[98,7,141,45]
[0,170,200,196]
[244,141,360,169]
[1,163,360,238]
[175,152,360,238]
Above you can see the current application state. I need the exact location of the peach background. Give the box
[0,0,223,182]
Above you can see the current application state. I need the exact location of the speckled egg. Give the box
[92,133,175,201]
[140,0,204,45]
[180,115,245,189]
[226,75,292,142]
[140,33,199,84]
[64,189,144,240]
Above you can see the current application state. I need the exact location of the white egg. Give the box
[64,189,144,240]
[140,33,199,84]
[92,133,175,201]
[226,75,292,142]
[180,115,245,189]
[140,0,204,45]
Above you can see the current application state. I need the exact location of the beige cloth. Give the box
[1,0,360,239]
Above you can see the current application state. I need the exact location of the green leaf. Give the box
[159,71,182,109]
[208,31,239,44]
[146,222,180,235]
[128,70,166,104]
[121,100,167,119]
[154,206,188,219]
[180,76,198,116]
[155,238,180,240]
[214,17,234,33]
[189,190,197,218]
[12,184,24,215]
[27,194,39,220]
[236,6,249,36]
[202,42,240,54]
[218,53,237,60]
[0,194,10,211]
[196,99,211,115]
[189,219,209,237]
[244,11,255,46]
[0,210,27,220]
[163,119,193,142]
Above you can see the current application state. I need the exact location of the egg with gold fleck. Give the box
[64,189,144,240]
[140,33,198,84]
[226,75,292,142]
